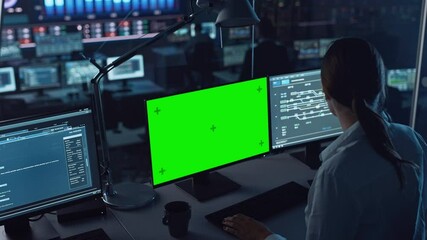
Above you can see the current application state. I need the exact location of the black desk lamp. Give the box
[90,0,260,210]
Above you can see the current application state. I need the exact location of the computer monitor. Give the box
[387,68,416,91]
[228,26,251,40]
[269,69,342,168]
[0,42,22,61]
[0,108,102,239]
[0,67,16,94]
[167,25,191,43]
[35,33,83,57]
[65,60,101,86]
[2,0,181,24]
[106,55,144,91]
[106,55,144,81]
[294,40,320,60]
[146,77,270,201]
[18,64,60,96]
[190,22,216,39]
[223,44,250,67]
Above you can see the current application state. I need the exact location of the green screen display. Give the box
[147,78,270,186]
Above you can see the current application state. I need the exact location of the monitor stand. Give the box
[291,141,322,170]
[0,216,59,240]
[176,172,241,202]
[30,90,63,106]
[116,80,132,93]
[34,89,50,100]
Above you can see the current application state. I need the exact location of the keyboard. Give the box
[205,181,308,228]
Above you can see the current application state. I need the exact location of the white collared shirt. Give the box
[266,122,426,240]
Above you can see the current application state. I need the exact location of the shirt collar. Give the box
[320,121,365,162]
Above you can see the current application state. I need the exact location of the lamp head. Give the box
[196,0,260,28]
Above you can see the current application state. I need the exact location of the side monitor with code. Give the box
[146,77,270,201]
[269,70,342,157]
[0,108,102,239]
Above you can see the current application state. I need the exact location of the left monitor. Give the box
[0,108,102,238]
[146,77,270,201]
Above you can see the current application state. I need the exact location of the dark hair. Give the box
[321,37,415,187]
[258,17,276,39]
[194,23,202,33]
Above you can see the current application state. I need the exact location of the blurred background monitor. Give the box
[106,55,144,81]
[167,25,191,43]
[0,41,22,61]
[18,64,60,92]
[1,0,182,24]
[223,44,250,67]
[294,39,320,60]
[387,68,416,91]
[35,33,83,57]
[0,67,16,94]
[65,60,102,86]
[190,22,216,40]
[228,26,251,40]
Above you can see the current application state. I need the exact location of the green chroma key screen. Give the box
[146,77,270,186]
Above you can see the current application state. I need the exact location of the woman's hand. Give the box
[222,214,273,240]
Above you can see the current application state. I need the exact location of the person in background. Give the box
[223,38,426,240]
[239,16,292,81]
[184,23,217,89]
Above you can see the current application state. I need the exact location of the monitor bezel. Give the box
[0,107,103,225]
[145,77,271,188]
[267,69,343,155]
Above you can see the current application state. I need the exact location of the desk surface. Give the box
[111,153,316,240]
[46,208,133,240]
[0,208,133,240]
